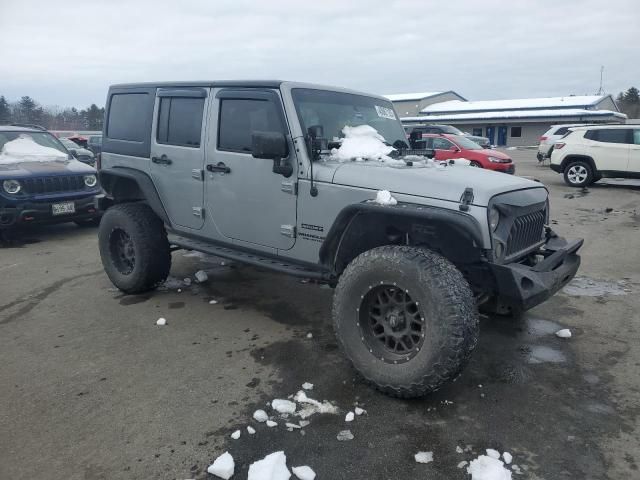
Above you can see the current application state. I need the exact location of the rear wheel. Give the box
[563,160,594,187]
[332,246,478,398]
[470,161,482,168]
[98,203,171,293]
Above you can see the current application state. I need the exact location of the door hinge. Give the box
[192,207,204,218]
[192,169,204,181]
[280,225,296,238]
[281,180,298,195]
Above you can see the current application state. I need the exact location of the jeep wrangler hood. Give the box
[330,162,544,205]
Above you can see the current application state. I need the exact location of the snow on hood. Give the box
[0,135,69,165]
[329,125,398,163]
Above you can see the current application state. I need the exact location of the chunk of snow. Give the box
[266,420,278,427]
[345,411,355,422]
[207,451,235,480]
[374,190,398,206]
[414,451,433,464]
[209,299,218,305]
[337,430,354,441]
[354,407,365,416]
[457,461,468,468]
[293,391,338,418]
[247,451,291,480]
[230,430,241,440]
[503,452,512,464]
[195,270,208,283]
[467,455,512,480]
[183,277,192,286]
[456,446,464,453]
[247,425,256,435]
[329,125,395,162]
[555,328,572,338]
[486,449,501,459]
[292,466,316,480]
[302,382,314,390]
[306,332,313,339]
[452,158,471,166]
[253,409,269,422]
[156,317,167,326]
[0,135,69,164]
[511,465,522,475]
[272,399,297,414]
[299,420,310,427]
[285,422,301,429]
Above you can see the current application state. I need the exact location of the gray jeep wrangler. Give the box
[97,81,582,398]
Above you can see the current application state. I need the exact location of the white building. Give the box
[383,91,466,117]
[396,94,626,147]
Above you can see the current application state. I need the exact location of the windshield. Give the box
[59,138,79,149]
[0,131,68,154]
[437,125,464,135]
[451,135,483,150]
[291,89,407,148]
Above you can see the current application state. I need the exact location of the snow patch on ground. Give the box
[467,455,512,480]
[266,420,278,428]
[503,452,512,464]
[293,391,338,418]
[247,425,256,435]
[207,451,235,479]
[373,190,398,206]
[156,317,167,326]
[253,409,269,422]
[414,451,433,464]
[247,451,291,480]
[195,270,208,283]
[486,449,501,459]
[555,328,572,338]
[563,276,628,297]
[354,407,365,416]
[292,465,316,480]
[272,399,297,414]
[329,125,395,162]
[230,429,241,440]
[345,411,354,422]
[336,430,354,441]
[301,382,313,390]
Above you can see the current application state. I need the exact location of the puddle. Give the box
[527,345,567,364]
[526,318,562,336]
[563,276,629,297]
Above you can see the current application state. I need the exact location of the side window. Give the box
[218,99,284,153]
[634,129,640,145]
[472,128,482,136]
[156,97,204,148]
[432,138,454,150]
[510,127,522,137]
[589,129,631,144]
[107,93,149,142]
[554,127,569,136]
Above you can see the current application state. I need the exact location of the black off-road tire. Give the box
[98,203,171,294]
[332,245,478,398]
[563,160,594,187]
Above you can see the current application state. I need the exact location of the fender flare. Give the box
[99,167,171,227]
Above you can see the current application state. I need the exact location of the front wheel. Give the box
[563,160,594,187]
[470,161,482,168]
[332,246,479,398]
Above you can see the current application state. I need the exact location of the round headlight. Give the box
[489,207,500,231]
[84,175,97,187]
[3,179,21,194]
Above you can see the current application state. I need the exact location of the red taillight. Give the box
[555,142,566,150]
[539,136,548,142]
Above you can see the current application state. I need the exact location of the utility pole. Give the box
[596,66,605,95]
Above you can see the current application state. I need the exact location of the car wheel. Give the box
[563,161,594,187]
[470,161,482,168]
[98,203,171,293]
[332,245,478,398]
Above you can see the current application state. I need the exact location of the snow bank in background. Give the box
[555,329,572,338]
[207,452,235,479]
[292,465,316,480]
[247,451,291,480]
[414,451,434,464]
[467,455,512,480]
[0,136,68,164]
[329,125,395,162]
[374,190,397,206]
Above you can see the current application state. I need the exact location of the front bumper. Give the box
[0,196,100,228]
[489,234,583,311]
[490,163,515,174]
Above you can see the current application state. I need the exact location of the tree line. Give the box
[615,87,640,119]
[0,95,105,131]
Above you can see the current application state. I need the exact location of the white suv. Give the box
[537,124,590,161]
[550,125,640,187]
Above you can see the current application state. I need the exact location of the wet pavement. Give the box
[1,150,639,479]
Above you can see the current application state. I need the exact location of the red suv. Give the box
[418,134,515,173]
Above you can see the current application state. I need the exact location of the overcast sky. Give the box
[0,0,637,108]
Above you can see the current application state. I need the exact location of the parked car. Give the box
[59,137,96,166]
[97,80,581,398]
[0,125,102,229]
[87,135,102,156]
[407,124,491,148]
[537,124,589,161]
[550,125,640,187]
[415,133,514,173]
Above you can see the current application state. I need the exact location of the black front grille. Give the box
[21,176,86,194]
[506,210,546,257]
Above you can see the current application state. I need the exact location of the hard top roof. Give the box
[0,125,48,132]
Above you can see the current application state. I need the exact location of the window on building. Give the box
[511,126,522,137]
[157,97,204,147]
[107,93,149,142]
[587,128,631,144]
[218,98,284,153]
[472,128,483,136]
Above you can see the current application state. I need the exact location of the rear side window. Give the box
[432,138,454,150]
[554,127,569,136]
[107,93,149,142]
[157,97,204,147]
[634,129,640,145]
[586,128,631,144]
[218,99,284,153]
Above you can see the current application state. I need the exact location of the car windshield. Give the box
[59,138,78,149]
[0,131,68,155]
[291,88,408,149]
[451,135,483,150]
[437,125,464,135]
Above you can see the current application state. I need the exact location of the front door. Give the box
[589,128,631,172]
[486,126,496,145]
[497,126,508,146]
[150,88,208,230]
[431,137,459,161]
[205,89,297,250]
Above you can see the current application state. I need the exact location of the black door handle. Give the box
[206,162,231,174]
[151,155,172,165]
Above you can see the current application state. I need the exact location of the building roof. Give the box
[401,108,627,123]
[384,92,443,102]
[421,95,613,114]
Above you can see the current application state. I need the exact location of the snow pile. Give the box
[467,455,512,480]
[0,135,68,164]
[247,451,291,480]
[555,328,572,338]
[156,317,167,326]
[329,125,395,162]
[292,465,316,480]
[374,190,398,206]
[195,270,208,283]
[207,451,235,480]
[293,390,338,418]
[414,451,434,464]
[272,399,297,414]
[253,409,269,422]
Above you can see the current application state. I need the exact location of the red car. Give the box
[421,134,515,173]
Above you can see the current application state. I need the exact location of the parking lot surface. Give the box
[1,150,639,480]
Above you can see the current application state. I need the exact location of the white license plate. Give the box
[52,201,76,216]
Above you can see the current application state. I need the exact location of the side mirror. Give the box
[251,131,292,177]
[450,146,460,152]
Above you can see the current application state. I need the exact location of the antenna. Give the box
[596,66,604,95]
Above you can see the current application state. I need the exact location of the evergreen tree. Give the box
[17,96,37,124]
[0,96,10,124]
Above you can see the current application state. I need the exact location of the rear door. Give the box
[150,88,209,230]
[631,129,640,174]
[587,128,631,172]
